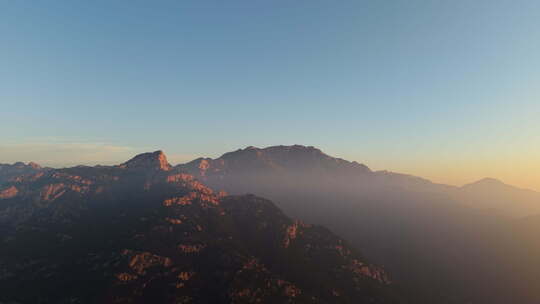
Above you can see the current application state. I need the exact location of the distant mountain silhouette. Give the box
[457,178,540,217]
[178,145,540,304]
[181,145,540,217]
[0,151,403,304]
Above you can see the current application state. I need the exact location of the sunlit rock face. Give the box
[119,150,172,171]
[0,151,402,304]
[0,185,18,199]
[0,161,47,186]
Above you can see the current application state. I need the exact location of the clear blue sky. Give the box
[1,1,540,189]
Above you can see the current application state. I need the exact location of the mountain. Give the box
[181,145,372,198]
[0,151,403,304]
[0,161,47,186]
[456,178,540,217]
[119,150,172,171]
[178,145,540,304]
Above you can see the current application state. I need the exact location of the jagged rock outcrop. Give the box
[0,151,403,304]
[0,161,47,186]
[0,185,18,199]
[119,150,171,171]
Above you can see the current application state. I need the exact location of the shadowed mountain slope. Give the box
[0,151,403,304]
[181,145,540,217]
[178,145,540,304]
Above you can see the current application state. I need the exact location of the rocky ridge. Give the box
[0,161,47,186]
[0,151,402,304]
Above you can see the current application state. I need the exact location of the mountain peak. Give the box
[120,150,171,171]
[479,177,503,183]
[469,177,505,186]
[28,162,41,169]
[243,145,326,155]
[218,145,329,161]
[237,145,322,152]
[461,177,512,191]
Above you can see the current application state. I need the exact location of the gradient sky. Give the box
[1,1,540,190]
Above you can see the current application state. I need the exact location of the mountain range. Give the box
[2,145,540,303]
[178,145,540,304]
[179,145,540,218]
[0,151,402,304]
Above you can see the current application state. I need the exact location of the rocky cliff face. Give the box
[119,150,172,171]
[0,151,402,304]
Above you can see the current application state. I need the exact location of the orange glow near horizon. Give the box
[370,154,540,192]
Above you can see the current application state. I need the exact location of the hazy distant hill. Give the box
[180,145,540,218]
[0,151,403,304]
[179,145,540,304]
[456,177,540,217]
